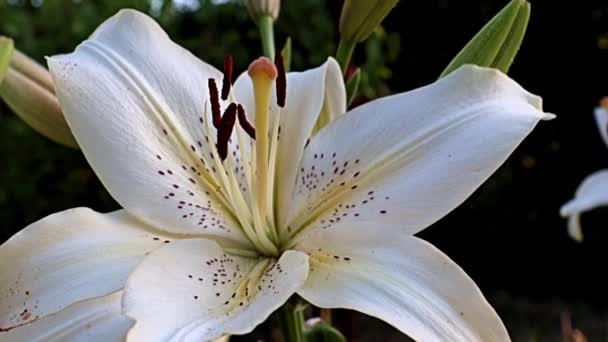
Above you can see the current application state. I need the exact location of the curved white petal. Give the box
[295,222,509,342]
[566,214,583,242]
[233,58,346,229]
[123,238,309,341]
[285,65,552,243]
[560,169,608,241]
[47,9,250,247]
[0,208,169,330]
[1,292,133,342]
[594,107,608,148]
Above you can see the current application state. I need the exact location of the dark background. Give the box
[0,0,602,340]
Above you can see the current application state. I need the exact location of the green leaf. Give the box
[0,36,14,85]
[346,67,361,106]
[304,322,347,342]
[439,0,530,78]
[281,37,292,72]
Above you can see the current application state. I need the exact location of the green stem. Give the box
[278,302,306,342]
[258,15,276,60]
[335,38,357,76]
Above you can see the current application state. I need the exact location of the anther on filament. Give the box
[208,78,221,129]
[216,103,237,161]
[237,104,256,140]
[221,55,233,100]
[274,51,286,108]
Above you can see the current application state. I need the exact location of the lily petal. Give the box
[295,222,509,342]
[47,9,250,247]
[1,291,133,342]
[285,65,551,243]
[0,208,168,331]
[123,238,309,341]
[560,169,608,241]
[594,107,608,148]
[232,58,346,229]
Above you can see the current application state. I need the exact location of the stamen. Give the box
[274,51,286,107]
[237,104,256,140]
[221,55,233,100]
[208,78,221,129]
[216,103,237,161]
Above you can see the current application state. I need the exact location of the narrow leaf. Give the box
[281,37,292,72]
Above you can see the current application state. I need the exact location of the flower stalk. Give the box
[258,15,276,60]
[335,39,356,76]
[277,301,306,342]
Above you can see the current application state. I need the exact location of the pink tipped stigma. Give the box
[248,57,278,80]
[208,78,221,129]
[274,52,286,107]
[221,55,233,100]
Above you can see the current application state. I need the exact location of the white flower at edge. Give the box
[560,105,608,242]
[0,9,553,342]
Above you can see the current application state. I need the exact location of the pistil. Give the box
[248,57,277,228]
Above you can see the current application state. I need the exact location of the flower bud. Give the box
[0,43,77,148]
[339,0,398,44]
[0,37,12,83]
[439,0,530,78]
[243,0,280,21]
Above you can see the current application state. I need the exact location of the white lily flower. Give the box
[560,106,608,242]
[0,9,553,342]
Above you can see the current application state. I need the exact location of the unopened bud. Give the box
[439,0,531,78]
[0,43,77,148]
[0,37,12,83]
[339,0,398,44]
[243,0,280,21]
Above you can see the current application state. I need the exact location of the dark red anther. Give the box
[236,104,256,140]
[274,51,286,107]
[216,103,237,161]
[208,78,221,129]
[221,55,233,100]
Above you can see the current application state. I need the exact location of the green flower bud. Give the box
[440,0,531,78]
[339,0,399,44]
[0,43,77,148]
[0,37,13,83]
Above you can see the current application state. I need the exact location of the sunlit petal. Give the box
[285,65,551,243]
[1,292,133,342]
[123,239,308,341]
[296,222,509,341]
[48,9,250,247]
[0,208,167,330]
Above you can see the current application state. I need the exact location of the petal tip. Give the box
[541,112,556,120]
[559,204,572,217]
